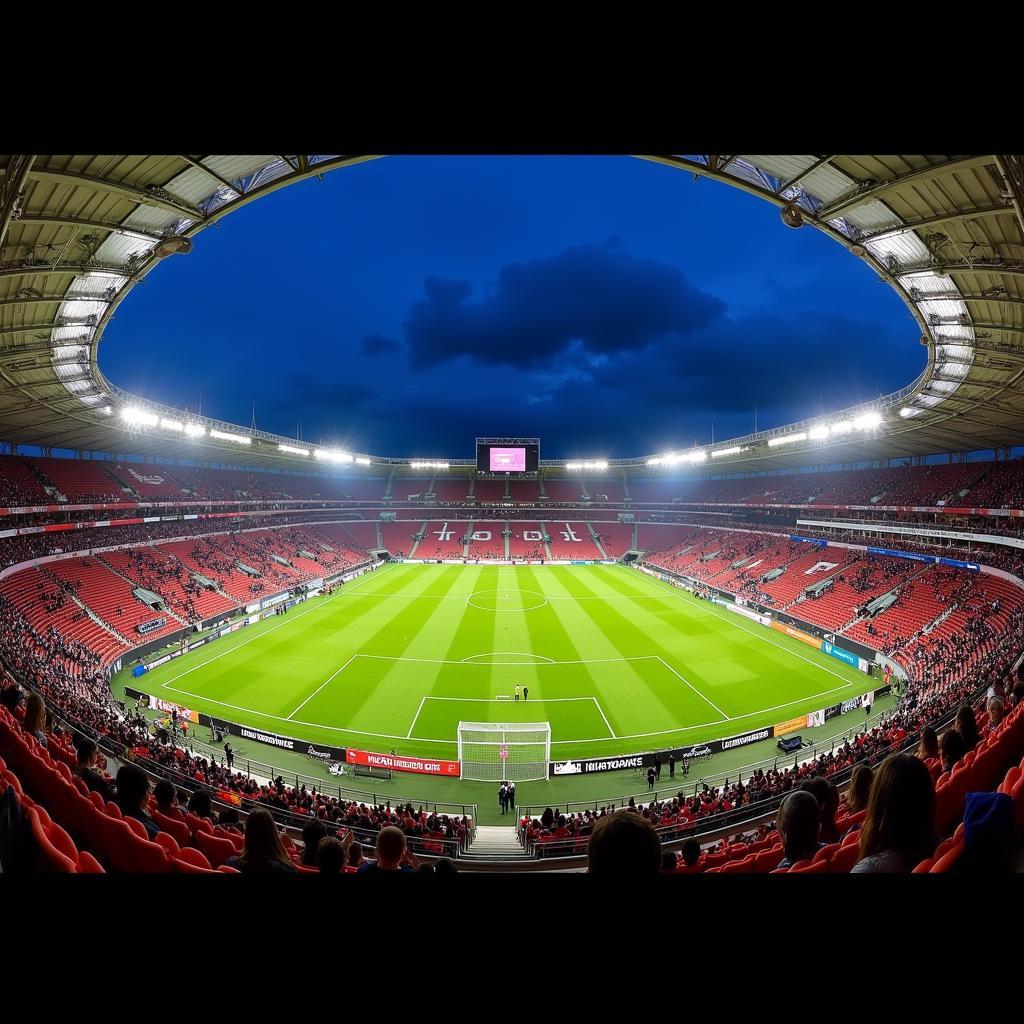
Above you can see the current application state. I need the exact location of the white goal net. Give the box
[457,722,551,782]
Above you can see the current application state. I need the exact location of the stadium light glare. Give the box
[278,444,309,456]
[767,432,807,447]
[210,429,251,444]
[410,460,449,470]
[315,449,354,463]
[808,425,830,440]
[853,411,883,430]
[355,457,371,466]
[829,420,853,435]
[121,407,158,427]
[161,418,184,431]
[899,407,921,418]
[565,460,608,471]
[711,446,743,457]
[183,423,206,437]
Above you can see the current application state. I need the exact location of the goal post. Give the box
[457,722,551,782]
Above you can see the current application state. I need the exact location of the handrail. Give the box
[516,690,977,861]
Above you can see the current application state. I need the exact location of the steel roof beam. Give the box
[816,156,997,221]
[0,156,35,251]
[0,262,127,282]
[782,155,835,192]
[899,262,1024,280]
[12,215,161,242]
[0,295,66,308]
[178,156,242,197]
[859,204,1013,243]
[27,168,203,221]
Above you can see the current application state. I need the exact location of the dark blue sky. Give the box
[101,156,924,460]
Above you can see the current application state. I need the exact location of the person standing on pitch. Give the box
[507,780,516,813]
[647,766,656,791]
[523,684,529,701]
[515,684,520,702]
[225,742,234,770]
[499,781,508,815]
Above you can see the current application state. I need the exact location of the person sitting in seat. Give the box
[775,790,822,869]
[115,763,160,841]
[587,810,661,876]
[224,809,298,874]
[74,736,114,801]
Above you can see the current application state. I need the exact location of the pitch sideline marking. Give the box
[285,654,360,721]
[653,656,729,721]
[618,563,861,689]
[156,563,396,690]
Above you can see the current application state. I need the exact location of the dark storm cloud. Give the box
[361,333,401,355]
[403,240,727,370]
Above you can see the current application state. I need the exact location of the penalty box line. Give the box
[406,695,617,740]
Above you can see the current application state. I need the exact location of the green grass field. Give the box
[123,562,870,762]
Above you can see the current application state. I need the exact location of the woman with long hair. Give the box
[23,692,48,747]
[852,753,936,873]
[846,762,873,815]
[916,726,938,761]
[955,704,980,749]
[225,810,297,874]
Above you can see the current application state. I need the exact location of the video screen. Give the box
[490,447,526,473]
[476,440,539,474]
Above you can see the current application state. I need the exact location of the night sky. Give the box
[101,156,924,460]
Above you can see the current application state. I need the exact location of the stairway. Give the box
[461,825,531,862]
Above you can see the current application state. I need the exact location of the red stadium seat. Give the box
[930,842,965,873]
[27,806,78,872]
[175,846,213,870]
[76,850,106,873]
[151,810,191,847]
[789,859,829,874]
[194,829,236,868]
[721,854,755,874]
[813,843,840,865]
[829,844,860,873]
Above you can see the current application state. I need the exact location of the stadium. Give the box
[1,151,1023,876]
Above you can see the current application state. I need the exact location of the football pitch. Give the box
[124,562,870,762]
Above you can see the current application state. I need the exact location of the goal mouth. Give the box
[457,721,551,782]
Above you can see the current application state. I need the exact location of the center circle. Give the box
[466,588,549,612]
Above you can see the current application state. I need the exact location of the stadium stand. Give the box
[0,455,52,506]
[466,522,506,559]
[25,456,125,503]
[546,521,603,559]
[507,479,542,502]
[507,523,547,560]
[592,522,634,558]
[544,478,586,502]
[472,479,506,503]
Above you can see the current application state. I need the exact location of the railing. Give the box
[514,694,976,861]
[4,663,477,860]
[515,704,901,827]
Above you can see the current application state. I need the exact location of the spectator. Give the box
[955,704,980,749]
[853,754,936,873]
[916,726,939,761]
[0,684,24,714]
[776,790,822,869]
[347,841,365,872]
[357,825,416,874]
[434,857,458,875]
[316,836,346,874]
[680,837,701,868]
[153,779,183,820]
[73,736,113,801]
[958,792,1015,873]
[939,729,966,774]
[115,763,160,841]
[660,851,679,874]
[187,789,213,823]
[986,696,1005,731]
[587,811,661,875]
[846,763,873,816]
[301,820,327,866]
[224,809,298,874]
[22,692,48,747]
[799,777,841,844]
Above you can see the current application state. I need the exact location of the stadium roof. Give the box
[1,154,1022,472]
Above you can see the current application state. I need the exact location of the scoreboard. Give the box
[476,437,540,474]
